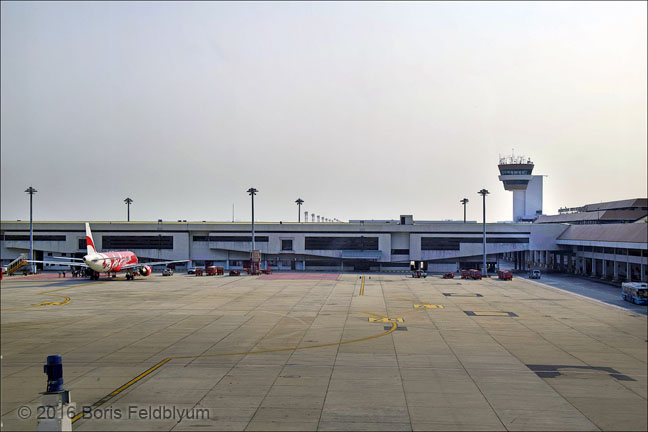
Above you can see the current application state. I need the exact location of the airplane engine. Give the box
[139,265,152,276]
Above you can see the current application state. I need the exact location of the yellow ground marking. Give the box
[0,281,106,311]
[360,275,365,296]
[385,298,445,314]
[35,294,71,306]
[368,317,404,323]
[71,358,171,423]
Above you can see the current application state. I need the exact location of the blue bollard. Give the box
[43,355,64,393]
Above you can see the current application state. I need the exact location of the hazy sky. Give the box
[1,1,646,223]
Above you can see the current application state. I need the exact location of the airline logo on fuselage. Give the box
[84,252,137,272]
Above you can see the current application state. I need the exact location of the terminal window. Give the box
[421,237,529,250]
[305,237,378,250]
[208,236,269,242]
[2,234,66,241]
[391,249,410,255]
[102,236,174,250]
[281,240,293,251]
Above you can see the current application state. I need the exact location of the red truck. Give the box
[469,269,482,280]
[497,270,513,280]
[206,266,224,276]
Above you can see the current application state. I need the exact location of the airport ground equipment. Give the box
[498,270,513,280]
[6,253,28,275]
[460,270,471,279]
[622,282,648,305]
[469,269,482,280]
[260,266,272,275]
[38,355,74,432]
[529,270,541,279]
[229,270,240,276]
[443,272,455,279]
[206,266,224,276]
[412,270,427,278]
[250,250,261,275]
[195,268,203,276]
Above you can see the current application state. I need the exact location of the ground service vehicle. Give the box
[187,267,197,274]
[412,270,427,278]
[162,268,173,276]
[469,269,482,280]
[622,282,648,305]
[529,270,541,279]
[443,272,455,279]
[498,270,513,280]
[460,270,471,279]
[206,266,224,276]
[195,268,204,276]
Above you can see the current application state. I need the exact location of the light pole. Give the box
[247,188,258,253]
[295,198,304,222]
[478,189,489,275]
[25,186,37,274]
[460,198,469,223]
[124,197,133,222]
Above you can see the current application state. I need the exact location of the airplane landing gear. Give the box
[126,273,135,280]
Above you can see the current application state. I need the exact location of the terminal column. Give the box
[626,259,631,282]
[591,258,596,277]
[602,258,607,278]
[613,260,619,281]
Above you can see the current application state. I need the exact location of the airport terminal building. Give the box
[2,214,646,281]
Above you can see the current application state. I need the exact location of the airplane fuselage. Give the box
[83,251,137,273]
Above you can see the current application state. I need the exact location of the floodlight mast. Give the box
[247,188,258,254]
[295,198,304,222]
[460,198,469,223]
[124,197,133,222]
[478,189,490,275]
[25,186,37,274]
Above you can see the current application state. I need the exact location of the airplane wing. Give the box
[121,259,190,270]
[26,260,89,268]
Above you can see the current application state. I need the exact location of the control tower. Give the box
[498,154,543,222]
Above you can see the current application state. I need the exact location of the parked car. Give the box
[529,270,541,279]
[162,268,173,276]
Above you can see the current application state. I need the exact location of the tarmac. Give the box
[1,272,646,431]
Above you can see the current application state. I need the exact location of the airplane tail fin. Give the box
[85,223,97,255]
